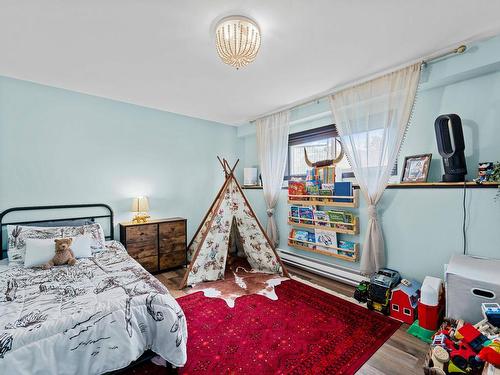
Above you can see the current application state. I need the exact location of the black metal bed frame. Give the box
[0,203,114,259]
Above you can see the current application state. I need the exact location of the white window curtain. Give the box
[256,110,290,246]
[329,63,421,275]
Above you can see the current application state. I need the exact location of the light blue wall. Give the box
[0,76,241,243]
[240,35,500,282]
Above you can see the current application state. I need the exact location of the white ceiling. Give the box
[1,1,500,125]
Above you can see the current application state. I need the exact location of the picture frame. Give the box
[401,154,432,183]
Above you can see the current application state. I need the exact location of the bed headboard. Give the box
[0,203,114,260]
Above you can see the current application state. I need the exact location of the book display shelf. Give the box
[287,184,360,263]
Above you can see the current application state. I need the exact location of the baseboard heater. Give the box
[278,248,367,286]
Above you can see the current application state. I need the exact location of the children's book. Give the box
[336,211,354,230]
[319,188,333,196]
[306,167,315,181]
[318,188,333,202]
[338,240,355,250]
[333,182,353,202]
[313,210,329,226]
[318,166,336,184]
[308,231,316,243]
[315,229,338,252]
[290,206,300,223]
[292,230,315,249]
[325,166,336,184]
[338,240,356,258]
[294,230,310,242]
[299,206,314,225]
[327,210,345,228]
[306,185,320,196]
[344,212,354,224]
[288,181,306,200]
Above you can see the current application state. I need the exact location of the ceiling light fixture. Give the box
[215,16,261,69]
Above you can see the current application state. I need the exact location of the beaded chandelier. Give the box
[215,16,261,69]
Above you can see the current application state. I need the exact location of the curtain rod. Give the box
[422,45,467,66]
[249,44,467,123]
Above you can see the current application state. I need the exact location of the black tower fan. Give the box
[434,114,467,182]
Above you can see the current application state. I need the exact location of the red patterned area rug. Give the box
[175,279,400,375]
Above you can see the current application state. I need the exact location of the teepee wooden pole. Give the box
[217,156,229,177]
[223,158,231,176]
[222,158,239,178]
[228,159,239,174]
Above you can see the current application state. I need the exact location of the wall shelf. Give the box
[288,216,359,235]
[287,184,360,263]
[287,239,359,262]
[387,181,499,189]
[244,182,499,190]
[288,189,359,208]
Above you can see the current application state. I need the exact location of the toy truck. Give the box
[367,268,401,315]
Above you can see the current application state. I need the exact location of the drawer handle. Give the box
[471,288,495,299]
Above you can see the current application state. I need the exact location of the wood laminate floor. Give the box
[155,266,428,375]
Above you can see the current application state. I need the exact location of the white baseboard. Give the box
[278,247,368,286]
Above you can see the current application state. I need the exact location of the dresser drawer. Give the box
[126,225,157,244]
[138,255,159,273]
[160,240,185,254]
[120,218,186,273]
[159,221,185,239]
[127,242,157,259]
[160,250,185,270]
[159,221,186,253]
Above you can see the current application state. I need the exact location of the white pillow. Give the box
[24,238,58,268]
[71,235,93,258]
[62,223,107,253]
[24,235,93,268]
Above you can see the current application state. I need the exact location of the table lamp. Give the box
[131,196,150,223]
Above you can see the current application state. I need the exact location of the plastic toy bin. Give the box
[419,276,443,331]
[419,304,441,330]
[445,254,500,324]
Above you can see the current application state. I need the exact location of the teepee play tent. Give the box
[181,158,289,288]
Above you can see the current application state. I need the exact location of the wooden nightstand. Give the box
[119,218,187,273]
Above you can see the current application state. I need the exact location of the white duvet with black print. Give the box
[0,241,187,375]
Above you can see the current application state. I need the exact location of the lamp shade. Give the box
[131,196,149,212]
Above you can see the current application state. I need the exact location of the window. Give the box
[392,304,399,312]
[285,125,349,180]
[403,308,412,316]
[285,124,397,181]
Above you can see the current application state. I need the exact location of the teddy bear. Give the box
[43,238,77,269]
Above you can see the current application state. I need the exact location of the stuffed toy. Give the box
[43,238,77,269]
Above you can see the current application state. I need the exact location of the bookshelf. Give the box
[287,188,360,262]
[287,189,359,208]
[287,239,359,263]
[287,215,359,235]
